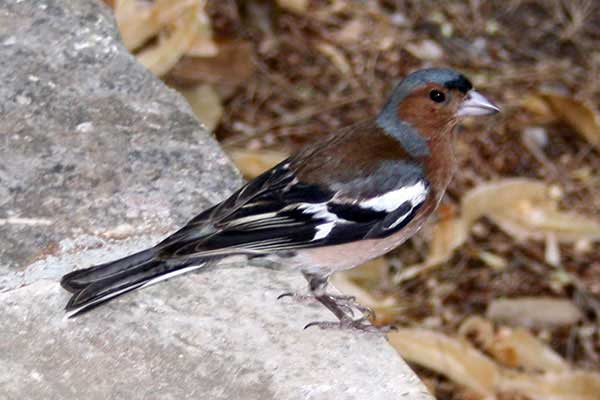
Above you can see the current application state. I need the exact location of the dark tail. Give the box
[61,248,209,317]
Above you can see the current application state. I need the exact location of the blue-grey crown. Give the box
[392,68,472,100]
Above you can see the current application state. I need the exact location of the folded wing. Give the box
[157,158,430,258]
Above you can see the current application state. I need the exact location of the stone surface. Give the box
[0,0,240,275]
[0,0,434,399]
[2,239,432,400]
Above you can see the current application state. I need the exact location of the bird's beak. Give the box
[457,90,500,117]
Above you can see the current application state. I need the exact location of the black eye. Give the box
[429,90,446,103]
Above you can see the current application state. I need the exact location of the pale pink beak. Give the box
[457,90,500,117]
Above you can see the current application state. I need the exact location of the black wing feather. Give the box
[156,158,429,258]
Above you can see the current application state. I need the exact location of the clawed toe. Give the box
[276,292,294,300]
[278,292,375,320]
[327,295,377,321]
[304,317,393,333]
[291,273,385,332]
[277,292,315,303]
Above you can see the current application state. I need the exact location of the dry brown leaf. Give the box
[499,371,600,400]
[489,327,568,372]
[520,94,556,123]
[425,217,469,266]
[115,0,199,51]
[458,316,496,349]
[541,92,600,150]
[478,251,508,271]
[462,179,600,242]
[402,179,600,278]
[315,42,351,75]
[405,39,445,61]
[185,7,218,57]
[387,329,500,398]
[334,19,366,44]
[226,148,288,179]
[136,3,202,76]
[394,216,467,283]
[276,0,308,14]
[342,257,388,281]
[460,179,546,228]
[459,317,568,373]
[167,40,255,87]
[180,84,222,131]
[391,321,600,400]
[487,297,583,329]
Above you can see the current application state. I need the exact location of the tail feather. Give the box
[61,248,157,293]
[62,251,211,318]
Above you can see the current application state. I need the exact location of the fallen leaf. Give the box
[425,217,468,266]
[458,316,495,349]
[276,0,308,14]
[541,92,600,150]
[499,370,600,400]
[315,42,351,75]
[115,0,199,51]
[489,327,568,372]
[405,39,445,60]
[460,179,546,228]
[478,251,508,271]
[401,179,600,279]
[520,94,556,122]
[226,148,288,178]
[459,316,568,373]
[387,328,500,398]
[487,297,583,328]
[180,84,223,131]
[185,7,218,57]
[342,257,388,281]
[334,19,366,44]
[136,3,202,76]
[462,179,600,242]
[167,40,255,87]
[394,213,467,283]
[391,322,600,400]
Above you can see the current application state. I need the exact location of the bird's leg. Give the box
[302,273,383,332]
[276,273,342,303]
[278,273,356,313]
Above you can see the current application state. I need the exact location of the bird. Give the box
[61,68,500,330]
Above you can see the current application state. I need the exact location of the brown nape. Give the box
[294,120,410,187]
[396,83,466,140]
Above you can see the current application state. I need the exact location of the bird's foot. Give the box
[276,292,314,303]
[278,292,375,320]
[304,316,396,333]
[295,273,386,332]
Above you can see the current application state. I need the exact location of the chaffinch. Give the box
[62,68,499,329]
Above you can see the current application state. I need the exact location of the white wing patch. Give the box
[297,180,429,241]
[298,203,341,241]
[222,180,429,244]
[360,181,428,212]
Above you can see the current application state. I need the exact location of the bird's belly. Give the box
[287,219,426,275]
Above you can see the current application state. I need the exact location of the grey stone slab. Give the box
[1,239,433,400]
[0,0,240,274]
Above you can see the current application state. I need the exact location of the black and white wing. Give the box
[156,158,430,258]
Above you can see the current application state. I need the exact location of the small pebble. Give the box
[523,127,548,149]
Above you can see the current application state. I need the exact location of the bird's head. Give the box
[377,68,499,148]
